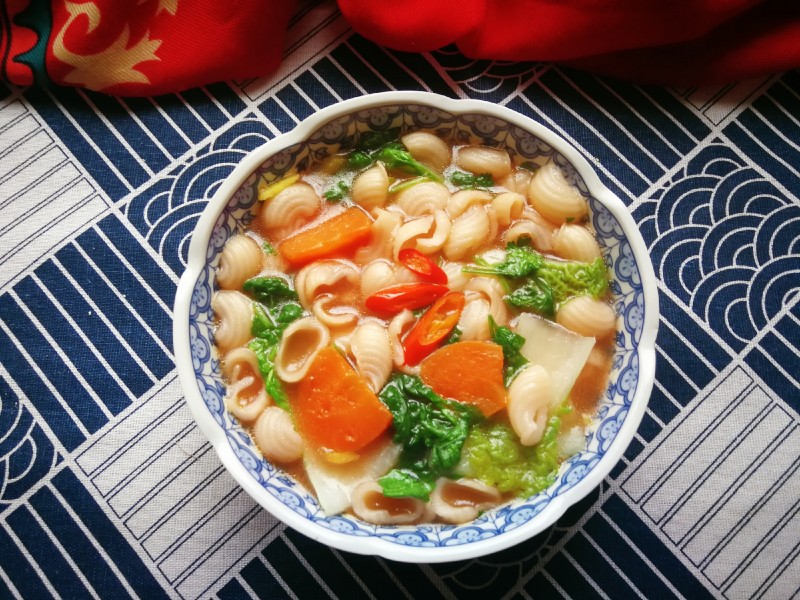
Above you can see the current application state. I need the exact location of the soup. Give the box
[211,130,614,525]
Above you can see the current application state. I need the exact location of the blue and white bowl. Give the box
[173,91,659,562]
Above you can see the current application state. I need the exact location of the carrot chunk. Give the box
[419,341,507,417]
[293,347,392,452]
[279,207,372,265]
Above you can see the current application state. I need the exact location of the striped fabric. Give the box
[1,2,798,598]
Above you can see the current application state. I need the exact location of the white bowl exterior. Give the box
[173,91,659,562]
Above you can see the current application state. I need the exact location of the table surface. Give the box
[1,3,799,599]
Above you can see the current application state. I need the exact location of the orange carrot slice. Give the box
[419,341,507,416]
[293,347,392,452]
[279,207,372,266]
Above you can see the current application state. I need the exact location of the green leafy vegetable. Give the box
[343,132,443,186]
[247,302,302,412]
[463,243,609,315]
[248,339,289,410]
[449,171,494,189]
[243,277,303,412]
[377,375,480,500]
[358,128,401,151]
[323,180,349,202]
[464,243,544,278]
[347,150,372,170]
[488,316,528,386]
[375,144,443,182]
[242,276,298,307]
[506,278,555,316]
[460,413,563,498]
[251,304,281,344]
[262,240,276,255]
[536,256,609,305]
[346,128,401,170]
[444,326,462,345]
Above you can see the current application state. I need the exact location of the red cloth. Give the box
[3,0,296,96]
[1,0,799,95]
[339,0,800,86]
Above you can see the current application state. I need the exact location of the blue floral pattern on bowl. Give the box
[182,97,655,556]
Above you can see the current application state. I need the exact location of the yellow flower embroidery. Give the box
[53,1,173,91]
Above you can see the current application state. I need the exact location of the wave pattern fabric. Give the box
[0,2,799,598]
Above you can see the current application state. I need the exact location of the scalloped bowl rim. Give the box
[173,91,659,563]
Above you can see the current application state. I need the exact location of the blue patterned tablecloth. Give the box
[1,2,799,598]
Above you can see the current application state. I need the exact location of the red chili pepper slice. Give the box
[402,291,465,366]
[398,248,448,285]
[365,283,449,315]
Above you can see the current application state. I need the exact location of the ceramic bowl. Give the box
[173,91,659,562]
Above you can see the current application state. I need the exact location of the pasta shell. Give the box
[395,181,449,216]
[262,251,289,273]
[360,259,396,298]
[393,215,434,260]
[458,295,491,341]
[507,364,552,446]
[388,309,417,372]
[441,261,470,291]
[456,145,512,179]
[556,296,615,339]
[502,209,555,251]
[216,234,263,290]
[465,277,509,326]
[212,291,253,353]
[351,481,427,525]
[223,347,270,424]
[360,259,417,298]
[352,163,389,210]
[295,259,360,309]
[354,208,402,264]
[429,478,502,524]
[499,167,533,194]
[259,182,321,231]
[447,189,492,219]
[350,320,392,393]
[443,206,490,261]
[253,406,304,464]
[527,162,588,224]
[415,209,452,254]
[552,224,602,263]
[401,131,451,171]
[274,317,330,383]
[491,192,525,227]
[312,294,359,330]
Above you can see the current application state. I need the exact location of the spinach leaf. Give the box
[507,278,555,316]
[262,240,276,255]
[449,171,494,189]
[377,469,433,500]
[463,243,544,278]
[488,316,529,386]
[377,375,479,500]
[246,300,303,412]
[444,326,462,345]
[251,304,281,344]
[358,128,401,151]
[323,180,349,202]
[242,276,298,307]
[374,144,444,183]
[347,150,372,170]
